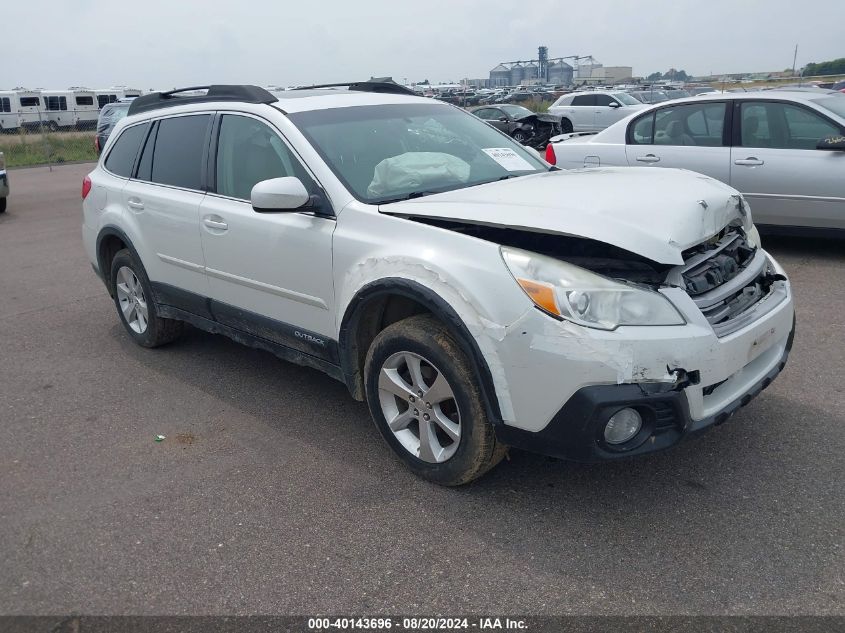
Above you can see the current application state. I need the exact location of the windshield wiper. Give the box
[373,191,439,205]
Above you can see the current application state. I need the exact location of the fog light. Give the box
[604,408,642,444]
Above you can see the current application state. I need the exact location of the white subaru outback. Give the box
[82,82,795,485]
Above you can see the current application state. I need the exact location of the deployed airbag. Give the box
[367,152,470,197]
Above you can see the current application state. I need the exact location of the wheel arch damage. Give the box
[338,276,509,426]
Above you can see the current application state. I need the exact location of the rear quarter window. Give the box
[104,123,150,178]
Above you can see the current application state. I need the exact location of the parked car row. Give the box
[546,90,845,232]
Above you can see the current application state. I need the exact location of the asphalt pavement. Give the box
[0,163,842,615]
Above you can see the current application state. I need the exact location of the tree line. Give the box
[802,58,845,76]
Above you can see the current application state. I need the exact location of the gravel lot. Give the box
[1,163,842,616]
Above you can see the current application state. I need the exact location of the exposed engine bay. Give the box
[416,217,786,335]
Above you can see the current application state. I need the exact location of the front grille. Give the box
[670,229,781,337]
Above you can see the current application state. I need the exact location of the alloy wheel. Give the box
[377,351,462,463]
[115,266,149,334]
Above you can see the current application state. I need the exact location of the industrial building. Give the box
[488,47,631,87]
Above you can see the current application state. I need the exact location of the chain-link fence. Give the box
[0,89,126,168]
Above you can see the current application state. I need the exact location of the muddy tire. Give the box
[364,314,506,486]
[109,249,183,348]
[560,118,574,134]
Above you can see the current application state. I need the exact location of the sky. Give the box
[3,0,843,90]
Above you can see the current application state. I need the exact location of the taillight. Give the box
[82,175,92,200]
[545,143,557,165]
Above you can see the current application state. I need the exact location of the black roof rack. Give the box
[127,85,277,116]
[292,79,415,96]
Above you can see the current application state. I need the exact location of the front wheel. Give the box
[560,118,574,134]
[0,198,6,213]
[364,314,506,486]
[512,130,528,144]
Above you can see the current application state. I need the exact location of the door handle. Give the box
[636,154,661,163]
[202,217,228,231]
[734,158,764,166]
[126,199,144,211]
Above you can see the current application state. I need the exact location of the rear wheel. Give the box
[109,249,183,348]
[364,314,506,485]
[0,198,6,213]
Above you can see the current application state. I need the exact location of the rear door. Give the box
[730,99,845,228]
[624,101,731,183]
[121,114,212,301]
[198,112,337,354]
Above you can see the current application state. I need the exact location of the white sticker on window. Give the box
[482,147,535,171]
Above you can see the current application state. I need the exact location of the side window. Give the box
[629,113,655,144]
[473,108,494,120]
[151,115,211,190]
[739,103,772,148]
[653,102,726,146]
[571,94,595,107]
[104,123,150,178]
[0,97,10,113]
[215,114,312,201]
[594,94,616,107]
[76,96,94,107]
[783,104,840,149]
[97,95,109,108]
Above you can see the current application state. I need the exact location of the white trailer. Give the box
[41,89,100,129]
[94,86,142,109]
[0,90,48,132]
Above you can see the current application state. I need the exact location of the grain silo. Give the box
[489,64,511,87]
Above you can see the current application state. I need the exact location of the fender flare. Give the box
[338,278,503,425]
[95,225,144,291]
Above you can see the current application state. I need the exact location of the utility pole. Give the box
[792,44,798,77]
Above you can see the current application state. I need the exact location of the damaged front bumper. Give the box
[495,322,793,462]
[490,250,795,462]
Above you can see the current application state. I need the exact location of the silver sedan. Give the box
[546,91,845,232]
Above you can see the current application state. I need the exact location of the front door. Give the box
[730,100,845,229]
[198,113,337,357]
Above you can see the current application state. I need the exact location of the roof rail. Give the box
[127,85,277,116]
[292,79,415,96]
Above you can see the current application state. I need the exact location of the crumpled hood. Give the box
[381,167,749,265]
[514,112,560,125]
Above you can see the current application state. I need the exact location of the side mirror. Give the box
[251,177,310,212]
[498,116,508,122]
[608,102,621,108]
[816,135,845,151]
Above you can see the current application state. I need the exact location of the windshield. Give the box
[613,92,641,106]
[812,96,845,119]
[289,103,548,204]
[500,105,533,118]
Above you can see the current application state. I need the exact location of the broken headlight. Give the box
[501,246,685,330]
